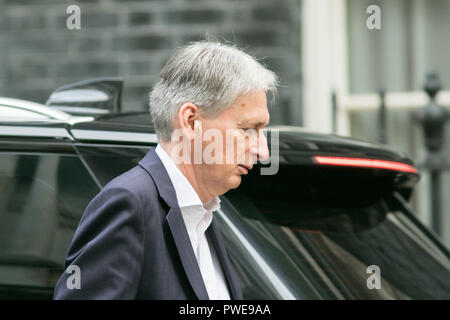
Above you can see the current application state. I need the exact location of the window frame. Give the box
[301,0,450,136]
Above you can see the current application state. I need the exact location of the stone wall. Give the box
[0,0,302,125]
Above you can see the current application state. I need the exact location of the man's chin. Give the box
[227,175,242,190]
[215,175,243,196]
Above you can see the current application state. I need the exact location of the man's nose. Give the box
[249,131,270,162]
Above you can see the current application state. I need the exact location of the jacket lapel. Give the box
[138,147,209,300]
[166,206,210,300]
[208,218,244,300]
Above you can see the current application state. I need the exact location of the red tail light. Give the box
[314,156,417,174]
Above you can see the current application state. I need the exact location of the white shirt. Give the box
[155,144,231,300]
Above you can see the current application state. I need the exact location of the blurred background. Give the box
[0,0,302,125]
[0,0,449,247]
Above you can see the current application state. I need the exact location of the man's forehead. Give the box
[224,90,269,123]
[236,101,269,121]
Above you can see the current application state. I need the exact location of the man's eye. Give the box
[239,128,258,137]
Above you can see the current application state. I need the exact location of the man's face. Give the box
[193,90,270,196]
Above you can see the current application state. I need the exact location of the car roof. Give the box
[0,96,94,125]
[0,109,414,165]
[72,111,154,132]
[0,108,419,199]
[73,112,409,158]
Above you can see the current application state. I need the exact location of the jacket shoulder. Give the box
[102,164,159,204]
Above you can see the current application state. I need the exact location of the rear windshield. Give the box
[219,165,450,300]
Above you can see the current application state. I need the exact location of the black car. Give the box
[0,79,449,299]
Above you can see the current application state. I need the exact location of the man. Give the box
[53,41,278,299]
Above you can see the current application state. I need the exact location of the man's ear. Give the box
[177,103,200,141]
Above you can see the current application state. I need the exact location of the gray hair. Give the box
[149,41,278,141]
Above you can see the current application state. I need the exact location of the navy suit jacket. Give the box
[53,147,243,300]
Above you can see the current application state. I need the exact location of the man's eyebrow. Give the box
[239,119,270,127]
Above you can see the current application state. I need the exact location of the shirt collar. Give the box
[155,144,221,211]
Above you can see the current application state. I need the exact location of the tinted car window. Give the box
[0,153,100,298]
[75,145,150,186]
[221,165,450,299]
[302,210,450,299]
[216,199,324,300]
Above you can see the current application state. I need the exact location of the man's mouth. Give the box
[237,164,253,175]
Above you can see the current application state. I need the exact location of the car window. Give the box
[219,165,450,300]
[0,152,100,296]
[303,211,450,299]
[75,145,151,186]
[216,199,325,300]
